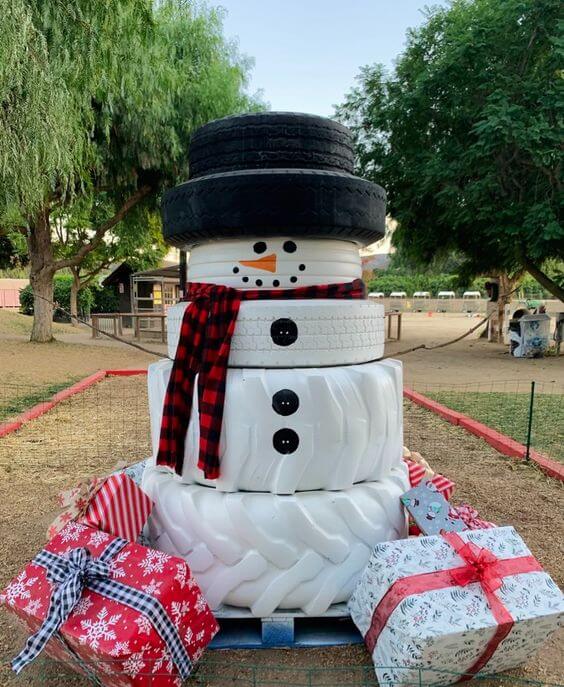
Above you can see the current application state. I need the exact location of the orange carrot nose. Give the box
[239,253,277,273]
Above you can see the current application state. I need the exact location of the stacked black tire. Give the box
[162,112,386,247]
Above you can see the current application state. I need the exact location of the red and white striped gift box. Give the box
[79,473,153,543]
[404,458,455,500]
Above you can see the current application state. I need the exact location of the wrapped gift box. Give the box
[2,522,218,686]
[404,457,455,500]
[48,472,153,543]
[349,526,564,686]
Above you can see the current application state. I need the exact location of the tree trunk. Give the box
[27,207,56,342]
[522,256,564,303]
[70,268,80,326]
[496,272,523,343]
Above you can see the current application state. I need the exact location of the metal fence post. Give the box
[525,381,535,461]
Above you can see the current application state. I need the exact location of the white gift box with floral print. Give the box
[348,527,564,686]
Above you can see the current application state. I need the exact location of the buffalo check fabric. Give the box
[157,279,366,478]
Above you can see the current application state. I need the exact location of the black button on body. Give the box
[273,428,299,454]
[272,389,299,416]
[270,318,298,346]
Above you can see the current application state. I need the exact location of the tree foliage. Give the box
[0,0,260,340]
[336,0,563,300]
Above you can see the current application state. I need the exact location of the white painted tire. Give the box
[186,238,361,289]
[167,299,385,366]
[148,358,403,494]
[142,465,409,616]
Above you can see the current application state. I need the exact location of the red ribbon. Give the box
[364,532,542,681]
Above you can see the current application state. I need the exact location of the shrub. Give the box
[20,274,94,318]
[91,284,120,313]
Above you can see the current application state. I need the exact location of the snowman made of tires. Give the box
[143,112,409,616]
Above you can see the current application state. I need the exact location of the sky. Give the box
[216,0,445,117]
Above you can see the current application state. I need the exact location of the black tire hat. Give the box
[188,112,355,178]
[163,112,386,248]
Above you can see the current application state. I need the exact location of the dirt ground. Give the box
[1,310,562,393]
[0,373,562,686]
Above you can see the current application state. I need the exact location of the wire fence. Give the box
[0,375,152,476]
[1,375,562,477]
[403,380,564,464]
[28,657,564,687]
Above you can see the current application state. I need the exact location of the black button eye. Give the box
[254,241,267,254]
[283,240,297,253]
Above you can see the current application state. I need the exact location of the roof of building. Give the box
[132,264,179,279]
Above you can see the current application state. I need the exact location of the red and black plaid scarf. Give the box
[157,278,366,479]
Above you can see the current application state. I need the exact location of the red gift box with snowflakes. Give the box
[1,522,218,686]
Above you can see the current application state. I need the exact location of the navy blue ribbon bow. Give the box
[12,537,192,679]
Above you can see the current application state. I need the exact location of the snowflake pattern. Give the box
[79,607,121,650]
[109,640,130,657]
[71,595,94,617]
[122,643,151,678]
[171,600,190,627]
[108,550,131,579]
[174,562,187,589]
[122,652,146,679]
[142,578,163,596]
[134,614,153,636]
[195,595,207,615]
[23,598,42,615]
[138,549,170,576]
[152,646,174,674]
[184,627,193,645]
[60,522,88,543]
[88,530,110,547]
[3,570,38,606]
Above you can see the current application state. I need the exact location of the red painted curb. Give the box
[105,369,148,376]
[529,451,564,481]
[404,388,563,482]
[0,368,150,438]
[51,371,108,403]
[0,370,108,438]
[457,418,525,459]
[0,419,24,436]
[403,389,465,425]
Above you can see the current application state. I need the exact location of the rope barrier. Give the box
[29,285,519,362]
[30,291,168,359]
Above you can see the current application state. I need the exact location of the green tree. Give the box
[1,0,258,341]
[336,0,563,307]
[52,197,167,324]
